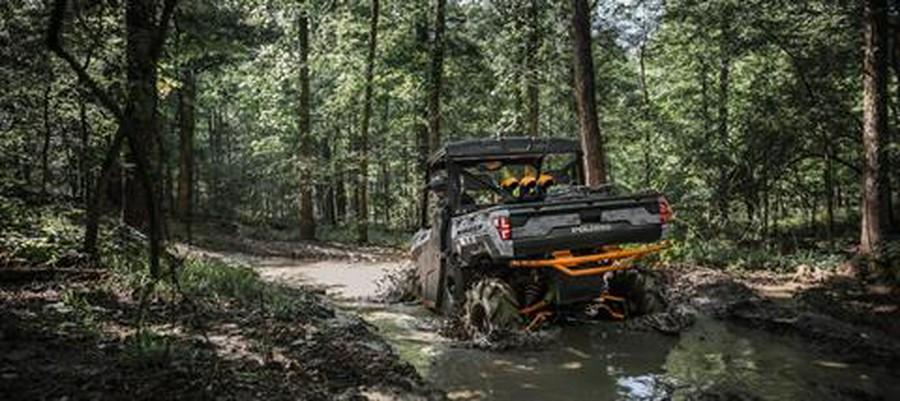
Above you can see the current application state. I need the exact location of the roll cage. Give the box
[419,137,585,227]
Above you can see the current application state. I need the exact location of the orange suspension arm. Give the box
[509,243,669,277]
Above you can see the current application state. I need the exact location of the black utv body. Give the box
[411,137,671,332]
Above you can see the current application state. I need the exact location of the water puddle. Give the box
[352,302,899,401]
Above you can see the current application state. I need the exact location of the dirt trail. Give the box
[186,244,407,301]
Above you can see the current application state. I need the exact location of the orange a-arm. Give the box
[508,243,669,277]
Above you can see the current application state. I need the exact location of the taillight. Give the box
[659,197,673,224]
[493,216,511,240]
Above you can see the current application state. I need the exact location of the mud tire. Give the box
[440,262,467,316]
[608,269,665,316]
[463,278,521,338]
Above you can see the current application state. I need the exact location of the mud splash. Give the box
[374,261,420,303]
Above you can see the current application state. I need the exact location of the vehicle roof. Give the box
[428,136,581,168]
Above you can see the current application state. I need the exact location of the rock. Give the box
[44,301,72,314]
[793,264,813,281]
[625,305,697,335]
[837,263,857,277]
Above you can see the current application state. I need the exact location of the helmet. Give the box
[538,174,554,191]
[500,177,520,192]
[518,175,539,200]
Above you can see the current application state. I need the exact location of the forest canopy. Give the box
[1,0,898,273]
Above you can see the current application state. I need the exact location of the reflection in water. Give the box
[616,374,672,400]
[664,317,899,400]
[426,324,675,400]
[358,303,900,401]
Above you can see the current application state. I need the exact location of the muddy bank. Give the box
[660,265,900,370]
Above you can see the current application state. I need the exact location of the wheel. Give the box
[463,278,521,337]
[607,269,665,316]
[440,262,467,316]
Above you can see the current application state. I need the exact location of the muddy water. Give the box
[253,257,900,401]
[357,303,899,401]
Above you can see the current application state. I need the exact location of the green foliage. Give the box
[176,256,303,318]
[124,330,204,369]
[178,257,260,301]
[0,194,84,266]
[875,240,900,282]
[665,237,845,273]
[1,189,302,323]
[317,224,411,248]
[2,0,898,271]
[58,287,106,340]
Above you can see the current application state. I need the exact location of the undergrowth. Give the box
[0,193,84,266]
[317,223,411,248]
[1,192,308,356]
[664,237,847,272]
[174,257,303,319]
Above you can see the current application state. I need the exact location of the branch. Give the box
[46,0,123,122]
[150,0,179,62]
[832,154,862,176]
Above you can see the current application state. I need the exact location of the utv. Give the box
[411,137,673,335]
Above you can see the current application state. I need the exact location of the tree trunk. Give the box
[525,0,540,137]
[298,5,316,240]
[639,46,652,188]
[123,0,169,277]
[890,20,900,232]
[699,56,711,137]
[48,0,176,275]
[716,16,732,224]
[122,0,160,231]
[427,0,446,154]
[177,66,195,241]
[861,0,890,256]
[79,96,91,205]
[158,105,172,225]
[208,109,221,215]
[381,159,390,227]
[824,144,835,245]
[358,0,380,243]
[322,137,335,225]
[41,81,52,194]
[335,168,346,222]
[83,127,124,258]
[59,110,78,198]
[415,14,430,220]
[570,0,605,187]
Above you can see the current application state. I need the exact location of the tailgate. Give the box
[507,193,664,256]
